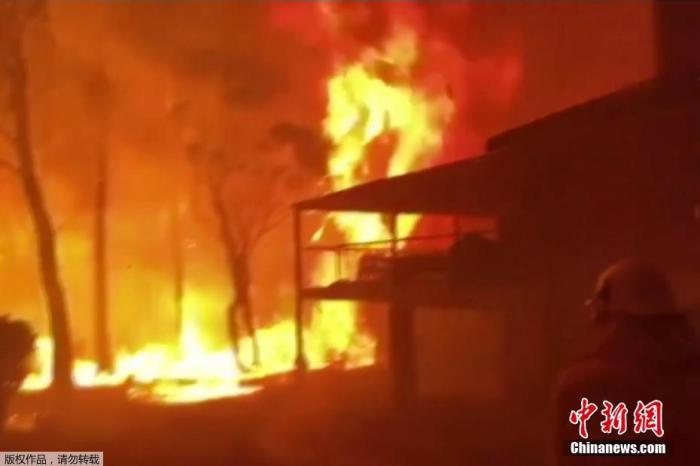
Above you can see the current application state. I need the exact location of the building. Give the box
[291,1,700,404]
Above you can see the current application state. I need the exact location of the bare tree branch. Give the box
[248,201,286,252]
[250,215,284,252]
[214,169,249,251]
[209,174,245,255]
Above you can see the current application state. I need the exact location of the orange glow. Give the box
[20,25,451,403]
[318,26,453,245]
[309,26,453,361]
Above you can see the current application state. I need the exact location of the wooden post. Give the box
[389,213,398,257]
[293,208,308,372]
[335,249,342,280]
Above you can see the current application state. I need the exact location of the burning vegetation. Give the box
[5,2,696,466]
[0,1,520,403]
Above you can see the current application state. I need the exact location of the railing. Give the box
[303,230,494,285]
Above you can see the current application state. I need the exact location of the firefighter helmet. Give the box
[588,258,679,319]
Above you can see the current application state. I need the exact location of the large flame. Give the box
[20,26,452,403]
[308,26,453,366]
[317,26,453,257]
[322,27,452,240]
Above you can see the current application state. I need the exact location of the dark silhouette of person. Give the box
[552,258,700,465]
[0,316,35,426]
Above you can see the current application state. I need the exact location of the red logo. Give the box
[569,397,598,439]
[600,401,629,435]
[633,400,664,438]
[569,399,664,439]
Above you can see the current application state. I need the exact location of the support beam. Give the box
[293,208,308,372]
[388,213,398,257]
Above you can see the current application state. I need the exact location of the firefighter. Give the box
[552,258,700,465]
[0,316,35,427]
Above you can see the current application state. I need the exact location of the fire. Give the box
[20,279,373,403]
[322,27,453,239]
[22,290,259,403]
[309,27,453,358]
[19,26,451,403]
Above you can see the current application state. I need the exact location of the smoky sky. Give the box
[41,1,655,170]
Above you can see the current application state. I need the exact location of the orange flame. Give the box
[21,26,452,403]
[308,26,453,363]
[317,26,453,248]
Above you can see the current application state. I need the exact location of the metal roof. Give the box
[295,148,533,215]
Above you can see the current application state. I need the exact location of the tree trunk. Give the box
[232,252,260,368]
[210,186,261,370]
[11,37,73,391]
[93,139,112,372]
[171,208,184,343]
[211,189,247,371]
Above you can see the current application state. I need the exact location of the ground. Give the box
[1,368,546,466]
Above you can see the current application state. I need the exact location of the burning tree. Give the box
[79,67,114,373]
[182,122,323,371]
[0,0,73,390]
